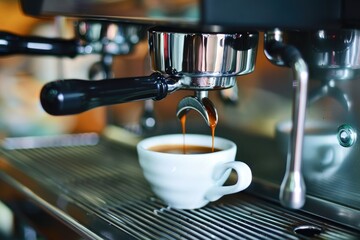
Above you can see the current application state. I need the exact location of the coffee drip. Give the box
[180,114,187,154]
[179,96,218,154]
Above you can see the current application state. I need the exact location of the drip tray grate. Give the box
[1,136,359,239]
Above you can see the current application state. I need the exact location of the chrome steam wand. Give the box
[265,30,309,209]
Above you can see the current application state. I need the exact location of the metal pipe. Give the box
[265,32,309,209]
[280,57,308,209]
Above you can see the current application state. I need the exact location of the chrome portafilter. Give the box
[295,29,360,113]
[40,27,258,126]
[150,27,258,125]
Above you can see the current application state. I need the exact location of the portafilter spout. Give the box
[176,91,218,127]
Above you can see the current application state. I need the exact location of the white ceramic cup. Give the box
[276,121,351,180]
[137,134,252,209]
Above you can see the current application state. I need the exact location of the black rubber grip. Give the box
[40,73,169,115]
[0,31,78,57]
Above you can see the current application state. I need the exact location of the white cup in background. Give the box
[276,121,351,180]
[137,134,252,209]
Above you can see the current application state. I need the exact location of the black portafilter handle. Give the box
[40,73,172,115]
[0,31,78,57]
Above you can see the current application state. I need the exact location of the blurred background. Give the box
[0,0,109,137]
[0,0,300,140]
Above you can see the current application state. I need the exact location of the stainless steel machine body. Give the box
[0,0,359,239]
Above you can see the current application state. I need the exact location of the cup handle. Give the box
[205,161,252,202]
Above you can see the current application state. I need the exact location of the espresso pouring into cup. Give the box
[37,27,257,209]
[2,0,360,235]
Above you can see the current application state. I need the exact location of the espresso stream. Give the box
[179,98,218,154]
[149,98,218,154]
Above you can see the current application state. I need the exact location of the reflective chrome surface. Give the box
[75,20,146,55]
[279,57,308,209]
[264,32,309,209]
[268,29,360,81]
[308,80,352,113]
[149,29,258,90]
[176,91,218,127]
[4,0,360,236]
[307,30,360,81]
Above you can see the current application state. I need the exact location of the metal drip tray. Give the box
[0,134,359,239]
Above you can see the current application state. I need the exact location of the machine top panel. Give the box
[20,0,360,30]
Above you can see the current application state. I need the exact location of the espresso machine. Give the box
[0,0,359,239]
